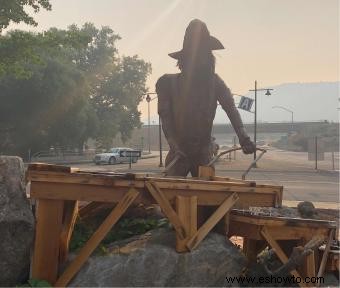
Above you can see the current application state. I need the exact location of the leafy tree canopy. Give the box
[0,0,51,31]
[0,23,151,157]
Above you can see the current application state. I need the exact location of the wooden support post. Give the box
[243,238,259,263]
[198,166,215,180]
[55,188,139,287]
[175,196,197,252]
[60,200,78,264]
[145,181,186,240]
[186,193,239,251]
[306,250,316,278]
[260,227,303,286]
[32,199,64,284]
[316,229,335,286]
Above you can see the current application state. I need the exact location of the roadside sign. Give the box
[238,96,254,112]
[120,150,141,158]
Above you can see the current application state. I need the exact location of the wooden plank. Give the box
[59,201,78,264]
[28,171,132,187]
[55,188,139,287]
[32,199,64,284]
[229,219,331,241]
[30,182,146,203]
[145,181,186,240]
[186,193,239,251]
[30,181,280,208]
[162,188,279,208]
[27,170,283,191]
[152,181,281,193]
[175,196,197,252]
[198,166,215,180]
[316,229,335,286]
[28,163,79,173]
[213,176,256,186]
[260,227,303,286]
[230,213,337,229]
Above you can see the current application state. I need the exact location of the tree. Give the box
[0,0,51,32]
[0,23,151,157]
[93,55,151,148]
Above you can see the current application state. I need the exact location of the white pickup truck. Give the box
[93,147,139,165]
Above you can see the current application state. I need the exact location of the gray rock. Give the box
[0,156,35,286]
[71,228,246,287]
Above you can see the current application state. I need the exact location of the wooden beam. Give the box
[186,193,239,251]
[32,199,64,284]
[28,163,79,173]
[30,179,282,208]
[59,201,78,264]
[230,213,336,229]
[145,181,186,240]
[78,201,109,219]
[316,229,335,286]
[260,227,303,286]
[55,188,139,287]
[28,170,283,191]
[175,196,197,252]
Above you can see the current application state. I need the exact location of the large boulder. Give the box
[0,156,35,286]
[71,228,246,287]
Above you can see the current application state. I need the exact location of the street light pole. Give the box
[146,94,151,154]
[159,116,163,167]
[272,106,294,134]
[249,82,273,167]
[143,92,163,165]
[254,80,257,161]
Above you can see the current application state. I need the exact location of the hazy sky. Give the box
[6,0,339,122]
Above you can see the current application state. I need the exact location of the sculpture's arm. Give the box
[216,75,255,154]
[156,75,180,152]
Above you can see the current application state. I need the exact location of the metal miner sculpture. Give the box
[156,19,255,176]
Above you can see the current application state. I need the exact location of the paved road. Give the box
[76,148,339,205]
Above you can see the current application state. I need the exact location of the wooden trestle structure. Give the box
[27,163,282,286]
[27,163,336,287]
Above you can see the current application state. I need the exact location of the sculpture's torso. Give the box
[160,73,218,154]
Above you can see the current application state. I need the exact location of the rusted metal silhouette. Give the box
[156,19,255,176]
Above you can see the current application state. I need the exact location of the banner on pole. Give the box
[238,96,254,112]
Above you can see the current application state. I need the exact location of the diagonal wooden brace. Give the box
[186,192,239,251]
[145,181,186,240]
[55,188,139,287]
[260,226,303,287]
[316,229,335,286]
[60,200,79,264]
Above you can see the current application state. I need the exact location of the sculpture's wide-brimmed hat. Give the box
[169,19,224,60]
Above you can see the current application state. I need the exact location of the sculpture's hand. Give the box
[240,137,256,154]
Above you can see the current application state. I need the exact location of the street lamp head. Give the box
[146,94,151,102]
[265,89,271,96]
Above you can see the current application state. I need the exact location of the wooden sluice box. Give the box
[27,163,283,286]
[229,210,337,286]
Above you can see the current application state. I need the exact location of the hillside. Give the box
[214,81,339,124]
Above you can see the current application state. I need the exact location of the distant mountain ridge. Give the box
[215,81,339,124]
